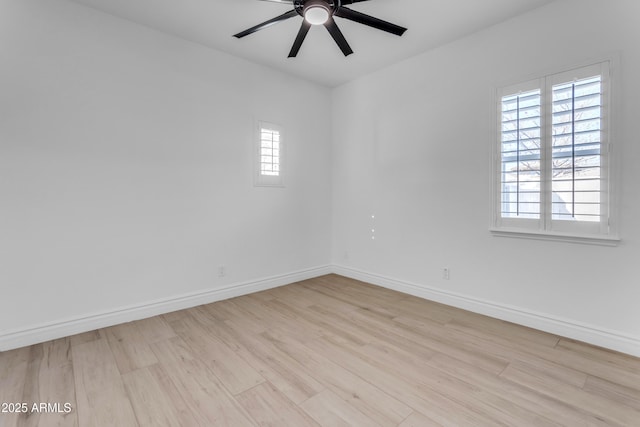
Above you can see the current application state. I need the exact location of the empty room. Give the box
[1,0,639,425]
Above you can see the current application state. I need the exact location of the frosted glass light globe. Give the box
[305,6,329,25]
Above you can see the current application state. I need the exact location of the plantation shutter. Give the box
[500,89,542,220]
[494,61,614,241]
[255,121,284,187]
[260,127,281,177]
[551,76,603,222]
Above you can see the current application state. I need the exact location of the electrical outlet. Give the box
[443,268,450,280]
[218,266,226,277]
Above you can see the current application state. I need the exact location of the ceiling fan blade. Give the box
[288,20,311,57]
[334,7,407,36]
[324,18,353,56]
[233,9,298,38]
[258,0,294,3]
[339,0,372,3]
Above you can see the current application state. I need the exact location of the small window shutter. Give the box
[260,127,281,177]
[255,121,284,187]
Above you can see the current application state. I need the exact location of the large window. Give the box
[493,61,618,243]
[255,121,284,187]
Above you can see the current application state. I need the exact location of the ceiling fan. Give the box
[233,0,407,57]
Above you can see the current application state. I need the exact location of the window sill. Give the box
[490,228,620,246]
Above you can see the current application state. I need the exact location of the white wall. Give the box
[0,0,332,343]
[331,0,640,354]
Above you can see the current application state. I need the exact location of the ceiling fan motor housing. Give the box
[295,0,337,18]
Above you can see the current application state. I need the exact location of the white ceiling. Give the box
[68,0,557,87]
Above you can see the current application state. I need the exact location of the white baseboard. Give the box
[332,265,640,358]
[0,265,331,352]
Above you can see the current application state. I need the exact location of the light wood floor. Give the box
[1,274,640,426]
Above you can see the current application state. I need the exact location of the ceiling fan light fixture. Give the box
[304,6,329,25]
[233,0,407,58]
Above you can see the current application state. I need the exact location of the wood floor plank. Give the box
[230,297,322,343]
[390,314,512,374]
[265,298,370,346]
[507,359,588,389]
[236,382,320,427]
[132,316,176,345]
[68,330,102,348]
[103,323,158,374]
[556,338,640,378]
[313,275,406,307]
[437,317,596,391]
[256,299,328,339]
[281,282,360,314]
[160,309,189,325]
[314,303,508,375]
[259,330,413,427]
[149,337,256,426]
[470,327,640,391]
[544,349,640,390]
[18,338,78,427]
[445,314,560,349]
[583,375,640,411]
[302,278,400,318]
[244,289,277,303]
[394,295,456,325]
[398,411,443,427]
[299,389,383,427]
[122,366,197,427]
[71,339,138,427]
[217,317,325,405]
[426,352,607,426]
[145,363,205,425]
[187,306,246,352]
[168,313,265,395]
[323,275,406,301]
[443,313,640,391]
[15,344,44,427]
[556,338,640,376]
[200,299,266,335]
[314,334,558,427]
[0,347,30,394]
[501,360,640,426]
[0,347,30,427]
[301,335,500,427]
[308,304,435,361]
[265,284,321,309]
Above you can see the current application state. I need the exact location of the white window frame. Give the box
[254,121,284,187]
[491,60,620,245]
